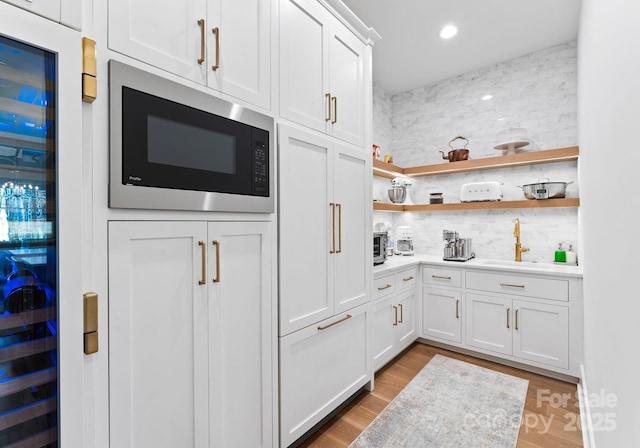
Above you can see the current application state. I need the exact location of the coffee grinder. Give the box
[395,226,415,256]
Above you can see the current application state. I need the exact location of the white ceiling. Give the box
[341,0,581,94]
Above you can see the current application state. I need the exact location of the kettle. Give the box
[439,136,470,162]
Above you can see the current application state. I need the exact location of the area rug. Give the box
[349,354,529,448]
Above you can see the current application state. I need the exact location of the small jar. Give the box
[430,193,443,204]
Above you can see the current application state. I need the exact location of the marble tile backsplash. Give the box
[372,41,580,262]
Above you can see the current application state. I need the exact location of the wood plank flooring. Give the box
[297,343,583,447]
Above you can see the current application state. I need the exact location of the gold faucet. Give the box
[513,218,530,262]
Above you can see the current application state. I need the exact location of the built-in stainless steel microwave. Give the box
[108,60,274,213]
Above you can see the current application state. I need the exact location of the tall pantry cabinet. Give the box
[277,1,376,445]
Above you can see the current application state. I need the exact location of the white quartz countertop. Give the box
[373,254,583,278]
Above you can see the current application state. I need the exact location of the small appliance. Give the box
[389,177,413,204]
[443,230,475,261]
[460,182,503,202]
[373,231,389,265]
[394,226,415,256]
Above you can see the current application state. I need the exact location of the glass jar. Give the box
[430,192,443,204]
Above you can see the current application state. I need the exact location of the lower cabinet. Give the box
[108,220,274,448]
[279,302,370,447]
[422,287,462,343]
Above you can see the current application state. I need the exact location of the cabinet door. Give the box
[466,293,512,355]
[372,296,396,371]
[279,0,329,132]
[207,222,273,448]
[512,300,569,369]
[108,0,207,84]
[3,0,60,23]
[278,125,333,335]
[333,143,369,314]
[422,287,462,343]
[207,0,271,109]
[396,288,417,352]
[328,19,365,146]
[109,221,209,448]
[279,303,370,447]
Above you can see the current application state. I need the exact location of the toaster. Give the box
[460,182,503,202]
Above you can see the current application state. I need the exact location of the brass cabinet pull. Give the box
[507,307,510,329]
[318,314,352,331]
[378,284,392,291]
[432,275,452,280]
[515,309,519,330]
[211,27,220,71]
[398,304,403,323]
[331,96,337,124]
[325,93,332,122]
[500,282,525,288]
[403,276,414,282]
[197,19,205,64]
[336,203,342,253]
[211,240,221,283]
[455,299,459,319]
[393,306,398,326]
[329,203,336,254]
[198,241,206,285]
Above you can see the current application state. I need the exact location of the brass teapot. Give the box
[439,136,470,162]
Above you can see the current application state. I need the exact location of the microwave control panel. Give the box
[252,140,269,195]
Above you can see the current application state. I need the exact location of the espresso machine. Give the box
[442,230,474,261]
[395,226,415,256]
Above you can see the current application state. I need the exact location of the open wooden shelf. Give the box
[373,146,579,178]
[374,198,580,212]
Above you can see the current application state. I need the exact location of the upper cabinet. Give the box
[279,0,367,147]
[108,0,271,110]
[3,0,81,29]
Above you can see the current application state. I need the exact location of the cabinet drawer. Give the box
[374,273,395,299]
[395,267,418,291]
[279,303,370,447]
[466,271,568,302]
[422,266,462,288]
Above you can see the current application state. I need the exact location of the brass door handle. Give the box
[330,203,336,254]
[432,275,452,280]
[212,240,221,283]
[403,276,414,282]
[500,282,525,288]
[211,27,220,71]
[378,284,392,291]
[198,241,206,285]
[393,306,398,326]
[336,203,342,253]
[398,303,403,323]
[331,96,337,124]
[197,19,205,64]
[515,309,519,330]
[325,93,332,122]
[507,307,510,329]
[318,314,352,331]
[455,299,459,319]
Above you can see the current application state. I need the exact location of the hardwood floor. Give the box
[297,343,583,447]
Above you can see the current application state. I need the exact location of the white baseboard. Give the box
[579,364,596,448]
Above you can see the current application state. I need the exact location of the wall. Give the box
[373,41,579,261]
[579,0,640,445]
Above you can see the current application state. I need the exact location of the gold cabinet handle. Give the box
[336,203,342,253]
[197,19,205,64]
[318,314,352,331]
[455,299,459,319]
[329,203,336,254]
[515,309,519,330]
[398,303,403,323]
[403,276,414,282]
[331,96,337,124]
[198,241,206,285]
[500,282,525,288]
[211,27,220,71]
[325,93,332,122]
[432,275,452,280]
[211,240,221,283]
[378,284,392,291]
[507,307,510,329]
[393,306,398,326]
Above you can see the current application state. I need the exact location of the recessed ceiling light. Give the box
[482,94,493,101]
[439,24,458,39]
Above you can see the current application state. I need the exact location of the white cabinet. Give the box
[279,0,366,146]
[278,124,370,335]
[421,266,463,343]
[372,267,418,371]
[2,0,81,28]
[108,220,274,448]
[108,0,271,109]
[279,302,370,447]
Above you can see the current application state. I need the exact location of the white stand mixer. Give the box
[391,177,414,204]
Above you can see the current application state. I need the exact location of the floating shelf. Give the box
[373,146,579,178]
[374,198,580,212]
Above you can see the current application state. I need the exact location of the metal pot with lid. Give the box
[439,136,470,162]
[518,178,574,200]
